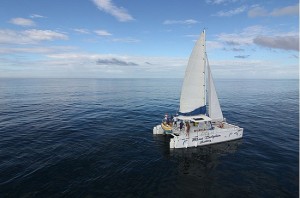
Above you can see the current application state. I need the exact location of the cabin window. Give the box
[194,118,204,121]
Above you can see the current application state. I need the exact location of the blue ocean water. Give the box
[0,78,298,197]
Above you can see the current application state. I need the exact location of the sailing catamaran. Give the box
[153,30,243,148]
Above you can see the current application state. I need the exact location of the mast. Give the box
[203,29,207,113]
[206,53,211,116]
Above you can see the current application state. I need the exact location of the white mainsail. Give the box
[207,61,224,122]
[179,30,206,115]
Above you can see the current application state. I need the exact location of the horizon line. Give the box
[0,77,298,80]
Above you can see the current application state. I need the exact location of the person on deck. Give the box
[185,122,190,137]
[164,113,168,120]
[166,117,170,125]
[179,121,184,131]
[186,122,190,133]
[173,116,178,127]
[164,113,168,124]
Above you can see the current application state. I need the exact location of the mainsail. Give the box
[179,30,206,116]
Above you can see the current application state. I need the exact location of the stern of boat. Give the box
[153,124,164,135]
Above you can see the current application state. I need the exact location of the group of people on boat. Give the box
[163,113,179,123]
[163,113,178,126]
[162,113,214,133]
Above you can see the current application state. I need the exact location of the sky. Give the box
[0,0,298,79]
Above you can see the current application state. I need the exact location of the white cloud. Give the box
[24,29,68,42]
[42,53,293,79]
[163,19,199,25]
[213,6,246,17]
[92,0,134,22]
[206,0,238,5]
[248,4,299,17]
[30,14,45,18]
[112,37,140,43]
[9,18,35,27]
[216,25,270,46]
[0,46,76,54]
[14,53,185,77]
[74,29,90,34]
[206,41,224,50]
[94,29,112,36]
[0,29,68,44]
[1,49,297,78]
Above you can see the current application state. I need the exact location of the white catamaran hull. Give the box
[153,123,243,148]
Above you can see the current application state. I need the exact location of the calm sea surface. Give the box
[0,78,298,197]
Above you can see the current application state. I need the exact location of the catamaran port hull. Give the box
[153,124,164,135]
[153,123,243,149]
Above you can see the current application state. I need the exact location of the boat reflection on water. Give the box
[172,139,243,196]
[152,135,243,196]
[153,135,243,196]
[170,139,243,175]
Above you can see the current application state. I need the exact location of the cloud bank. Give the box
[96,58,138,66]
[0,29,68,44]
[94,30,112,36]
[248,4,299,17]
[215,26,299,52]
[253,35,299,51]
[213,6,246,17]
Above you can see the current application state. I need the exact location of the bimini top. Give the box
[177,115,212,122]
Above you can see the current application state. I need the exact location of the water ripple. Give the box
[0,78,298,197]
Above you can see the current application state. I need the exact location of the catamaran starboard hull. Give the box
[169,125,243,149]
[153,123,243,148]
